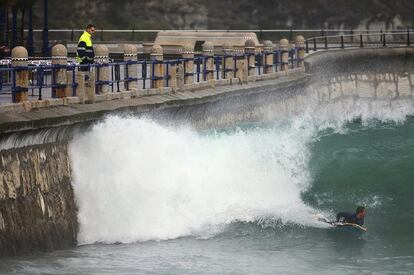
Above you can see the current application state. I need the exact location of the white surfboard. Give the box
[314,213,367,232]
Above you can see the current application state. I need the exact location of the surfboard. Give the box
[314,214,367,232]
[330,222,367,232]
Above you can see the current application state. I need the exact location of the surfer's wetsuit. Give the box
[336,212,364,226]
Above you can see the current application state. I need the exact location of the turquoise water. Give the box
[1,115,414,274]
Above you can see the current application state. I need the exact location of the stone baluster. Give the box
[51,44,68,98]
[182,43,194,84]
[295,35,305,68]
[123,44,138,91]
[263,40,274,74]
[150,44,164,89]
[222,42,233,79]
[244,40,256,76]
[202,41,214,81]
[11,46,29,102]
[279,38,289,71]
[95,45,110,94]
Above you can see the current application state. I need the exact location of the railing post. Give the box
[182,43,194,84]
[150,44,164,89]
[360,34,364,48]
[244,39,256,77]
[124,44,138,92]
[382,33,386,47]
[279,38,289,71]
[263,40,274,74]
[305,39,309,53]
[222,42,233,79]
[407,27,411,46]
[340,35,344,49]
[95,45,110,94]
[295,35,305,68]
[11,46,28,103]
[324,36,328,49]
[51,44,68,98]
[202,41,214,81]
[313,38,317,51]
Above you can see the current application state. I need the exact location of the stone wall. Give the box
[0,143,77,256]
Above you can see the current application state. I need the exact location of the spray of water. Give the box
[69,115,327,244]
[69,88,414,244]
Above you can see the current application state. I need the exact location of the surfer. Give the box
[336,206,365,226]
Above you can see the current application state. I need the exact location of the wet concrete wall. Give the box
[0,143,77,256]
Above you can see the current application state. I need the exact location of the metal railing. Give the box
[305,31,412,53]
[0,49,299,104]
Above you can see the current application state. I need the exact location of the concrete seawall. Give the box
[0,143,77,256]
[0,69,308,135]
[305,47,414,74]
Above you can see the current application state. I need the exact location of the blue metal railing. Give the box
[305,31,412,53]
[0,49,298,104]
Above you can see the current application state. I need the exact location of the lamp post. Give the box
[42,0,49,56]
[12,7,17,48]
[27,4,34,56]
[0,7,6,46]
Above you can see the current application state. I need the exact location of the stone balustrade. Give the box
[2,37,303,109]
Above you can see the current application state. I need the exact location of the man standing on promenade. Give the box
[76,24,96,71]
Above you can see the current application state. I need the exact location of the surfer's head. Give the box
[356,206,366,219]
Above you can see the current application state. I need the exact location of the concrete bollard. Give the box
[295,35,305,68]
[202,41,215,81]
[263,40,274,74]
[279,38,290,71]
[244,40,256,76]
[51,44,68,98]
[150,44,164,89]
[123,44,138,91]
[95,45,110,94]
[222,42,233,79]
[182,43,194,84]
[11,46,29,102]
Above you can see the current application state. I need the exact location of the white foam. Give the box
[69,91,414,245]
[70,117,323,244]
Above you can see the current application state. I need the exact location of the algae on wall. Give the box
[0,143,78,256]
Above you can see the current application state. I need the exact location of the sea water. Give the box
[1,91,414,274]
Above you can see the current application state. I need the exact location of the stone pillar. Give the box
[244,40,256,76]
[123,44,138,91]
[222,42,233,79]
[95,45,110,94]
[51,44,68,98]
[150,44,164,89]
[182,43,194,84]
[168,60,178,91]
[202,41,214,81]
[279,38,289,71]
[11,46,28,102]
[235,52,245,82]
[263,40,274,74]
[295,35,305,68]
[177,63,185,90]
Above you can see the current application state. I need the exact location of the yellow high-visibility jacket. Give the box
[76,31,94,64]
